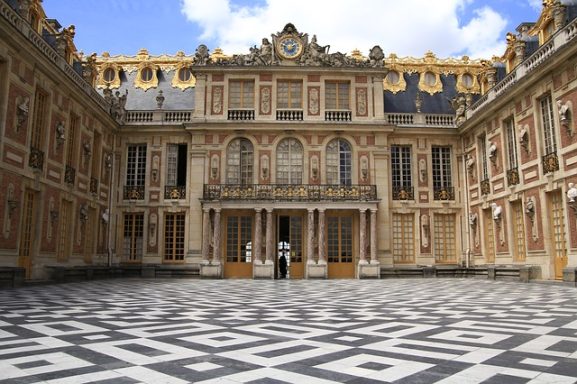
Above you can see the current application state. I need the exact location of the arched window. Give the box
[227,138,253,184]
[276,138,303,184]
[326,138,352,185]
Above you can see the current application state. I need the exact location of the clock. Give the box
[278,36,303,59]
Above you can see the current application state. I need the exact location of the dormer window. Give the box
[178,67,193,82]
[140,67,153,82]
[387,71,400,85]
[103,68,116,83]
[461,73,473,89]
[424,72,437,87]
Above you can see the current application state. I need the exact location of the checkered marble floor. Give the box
[1,279,577,383]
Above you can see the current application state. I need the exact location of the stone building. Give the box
[1,0,577,282]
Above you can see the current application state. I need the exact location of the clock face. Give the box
[279,37,303,59]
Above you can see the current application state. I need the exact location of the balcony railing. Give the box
[90,178,99,194]
[542,152,559,174]
[276,109,303,121]
[325,110,352,122]
[28,146,44,170]
[385,113,456,127]
[433,186,455,201]
[480,178,491,195]
[165,185,186,200]
[507,168,520,186]
[203,184,377,202]
[392,185,414,200]
[228,109,255,120]
[123,185,145,200]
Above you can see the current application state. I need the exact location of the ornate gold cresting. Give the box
[96,57,122,89]
[383,51,484,95]
[171,61,196,91]
[529,0,567,45]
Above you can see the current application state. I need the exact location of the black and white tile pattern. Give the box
[1,279,577,383]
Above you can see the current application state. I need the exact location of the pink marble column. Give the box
[370,209,377,262]
[265,209,274,264]
[201,208,211,263]
[212,209,221,264]
[359,209,367,264]
[254,208,262,264]
[307,209,315,263]
[318,209,326,263]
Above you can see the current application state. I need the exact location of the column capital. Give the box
[214,208,222,213]
[254,207,263,213]
[266,208,274,214]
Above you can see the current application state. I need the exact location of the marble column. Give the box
[265,209,274,264]
[359,209,367,264]
[307,209,315,264]
[318,209,326,264]
[212,209,221,264]
[370,209,377,262]
[201,208,211,263]
[254,208,262,264]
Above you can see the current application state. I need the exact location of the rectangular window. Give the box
[164,213,185,261]
[123,213,144,262]
[277,80,302,109]
[479,134,489,180]
[392,213,415,264]
[126,144,147,186]
[484,209,496,263]
[505,119,518,169]
[226,216,252,263]
[229,80,255,109]
[91,131,102,178]
[432,146,452,200]
[325,81,350,110]
[391,146,412,188]
[66,114,79,165]
[31,87,48,149]
[540,94,557,155]
[512,201,526,262]
[166,144,187,186]
[57,200,72,262]
[327,216,353,263]
[433,214,456,264]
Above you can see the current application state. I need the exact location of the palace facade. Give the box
[1,0,577,282]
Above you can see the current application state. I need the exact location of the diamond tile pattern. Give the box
[0,279,577,383]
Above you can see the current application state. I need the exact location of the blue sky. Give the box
[42,0,543,59]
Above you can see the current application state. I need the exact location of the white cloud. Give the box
[180,0,509,59]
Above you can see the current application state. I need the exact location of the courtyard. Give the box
[0,279,576,383]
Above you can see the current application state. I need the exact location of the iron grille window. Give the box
[505,118,518,169]
[479,134,489,180]
[327,216,353,263]
[432,146,452,189]
[226,216,252,263]
[391,145,412,188]
[229,80,255,109]
[166,144,187,186]
[277,80,302,109]
[164,213,185,261]
[325,81,350,110]
[540,94,557,155]
[226,138,253,185]
[123,213,143,262]
[126,144,147,187]
[326,138,352,186]
[276,138,303,184]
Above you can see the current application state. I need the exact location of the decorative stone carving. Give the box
[488,141,497,164]
[109,90,128,124]
[469,212,479,249]
[104,153,113,169]
[152,155,160,182]
[211,155,219,180]
[79,204,88,224]
[260,87,271,115]
[421,214,430,248]
[83,140,92,159]
[525,197,539,242]
[261,155,269,181]
[360,156,369,181]
[194,44,210,65]
[149,213,158,247]
[308,87,319,115]
[16,96,29,131]
[519,125,529,152]
[466,154,475,178]
[418,158,427,183]
[367,45,384,67]
[311,155,319,181]
[491,202,502,221]
[212,86,223,115]
[356,88,367,116]
[415,91,423,113]
[55,121,65,147]
[451,94,467,125]
[156,90,165,109]
[567,182,577,204]
[558,100,572,136]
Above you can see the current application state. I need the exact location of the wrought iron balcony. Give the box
[433,186,455,201]
[165,185,186,200]
[542,152,559,174]
[123,185,145,200]
[276,109,303,121]
[28,146,44,170]
[507,168,520,186]
[325,110,352,122]
[203,184,377,202]
[64,164,76,185]
[90,178,99,194]
[227,109,255,120]
[392,185,414,200]
[480,178,491,195]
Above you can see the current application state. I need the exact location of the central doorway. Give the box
[277,215,304,279]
